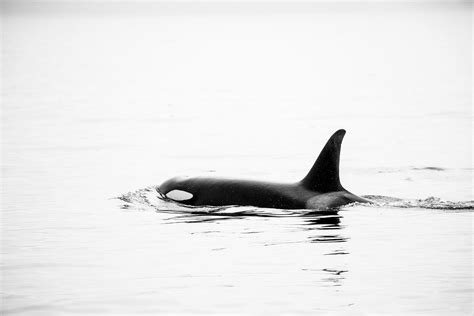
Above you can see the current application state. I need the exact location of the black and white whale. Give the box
[158,129,370,210]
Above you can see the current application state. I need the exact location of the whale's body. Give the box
[159,129,369,210]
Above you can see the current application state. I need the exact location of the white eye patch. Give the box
[166,190,193,201]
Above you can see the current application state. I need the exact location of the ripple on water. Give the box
[117,187,474,219]
[363,195,474,210]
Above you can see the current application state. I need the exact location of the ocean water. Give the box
[1,1,473,315]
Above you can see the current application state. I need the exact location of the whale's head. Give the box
[158,176,194,202]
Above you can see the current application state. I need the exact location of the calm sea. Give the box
[2,1,472,315]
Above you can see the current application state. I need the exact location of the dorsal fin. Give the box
[300,129,346,192]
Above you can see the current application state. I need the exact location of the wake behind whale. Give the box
[117,187,473,224]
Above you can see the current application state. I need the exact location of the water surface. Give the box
[2,2,473,315]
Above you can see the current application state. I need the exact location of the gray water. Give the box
[2,1,473,315]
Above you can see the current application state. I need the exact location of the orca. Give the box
[158,129,370,210]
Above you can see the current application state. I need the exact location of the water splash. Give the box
[116,186,309,219]
[362,195,474,210]
[116,187,474,219]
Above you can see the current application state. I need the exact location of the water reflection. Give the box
[303,214,341,227]
[301,214,349,287]
[309,235,349,243]
[321,268,348,287]
[304,214,346,240]
[300,267,348,287]
[303,213,349,254]
[164,213,242,224]
[158,204,350,251]
[325,249,349,255]
[120,194,352,288]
